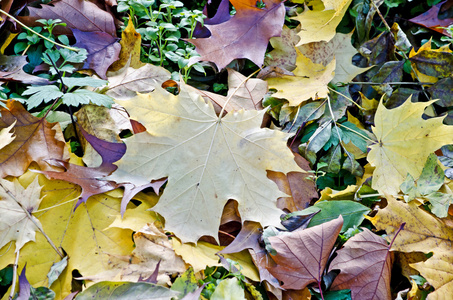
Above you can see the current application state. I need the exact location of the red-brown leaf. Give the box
[329,228,393,300]
[0,101,68,178]
[267,216,343,290]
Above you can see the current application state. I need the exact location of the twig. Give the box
[0,9,79,52]
[0,182,65,259]
[370,0,391,32]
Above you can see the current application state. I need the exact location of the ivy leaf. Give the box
[112,83,301,243]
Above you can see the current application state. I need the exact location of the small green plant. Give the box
[117,0,206,81]
[11,18,114,112]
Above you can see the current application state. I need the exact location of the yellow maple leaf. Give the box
[113,83,301,243]
[368,97,453,195]
[266,48,335,106]
[368,195,453,298]
[297,31,372,84]
[0,171,136,299]
[292,0,353,45]
[409,39,453,84]
[109,17,145,72]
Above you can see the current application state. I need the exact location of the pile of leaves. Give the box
[0,0,453,299]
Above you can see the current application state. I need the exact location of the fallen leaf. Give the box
[104,63,171,100]
[211,277,245,300]
[225,68,267,110]
[0,176,43,252]
[369,195,453,299]
[267,215,343,289]
[409,0,453,37]
[187,0,285,70]
[0,172,136,299]
[172,238,259,281]
[113,83,301,243]
[75,281,179,300]
[40,126,125,207]
[266,48,335,106]
[409,39,453,80]
[0,55,49,85]
[0,101,69,178]
[330,228,393,300]
[109,18,145,72]
[19,0,117,36]
[0,120,15,150]
[73,29,121,79]
[82,223,186,285]
[265,25,301,71]
[75,104,132,167]
[292,0,353,45]
[367,96,453,195]
[297,31,371,84]
[219,222,280,287]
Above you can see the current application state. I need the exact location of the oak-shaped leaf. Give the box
[0,176,43,252]
[367,96,453,195]
[113,83,301,243]
[0,101,68,178]
[187,0,285,70]
[267,215,343,290]
[329,228,393,300]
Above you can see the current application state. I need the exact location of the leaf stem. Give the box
[8,250,19,300]
[337,122,377,143]
[0,181,65,259]
[0,9,79,52]
[327,86,364,110]
[217,69,260,119]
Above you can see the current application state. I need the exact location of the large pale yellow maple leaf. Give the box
[368,97,453,195]
[113,83,301,243]
[368,195,453,299]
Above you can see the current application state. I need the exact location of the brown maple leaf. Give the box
[187,0,285,70]
[0,101,68,178]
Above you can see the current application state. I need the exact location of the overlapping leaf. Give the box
[112,83,301,243]
[0,101,68,178]
[187,0,285,70]
[367,97,453,195]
